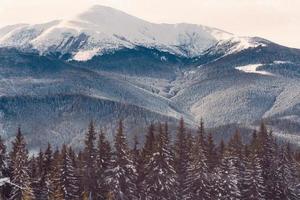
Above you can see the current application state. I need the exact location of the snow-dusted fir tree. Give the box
[257,123,277,199]
[83,121,97,199]
[174,118,191,199]
[206,133,218,172]
[60,144,80,200]
[141,123,156,162]
[188,123,211,200]
[9,128,35,200]
[106,120,137,200]
[49,149,64,200]
[242,149,265,200]
[144,123,176,200]
[0,136,9,199]
[33,150,48,200]
[273,146,298,199]
[218,151,241,200]
[95,129,112,200]
[132,134,146,199]
[43,143,54,199]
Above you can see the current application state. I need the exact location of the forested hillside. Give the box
[0,119,299,199]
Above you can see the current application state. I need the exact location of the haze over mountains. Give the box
[0,5,300,149]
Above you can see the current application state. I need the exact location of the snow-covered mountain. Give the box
[0,5,265,60]
[0,5,300,150]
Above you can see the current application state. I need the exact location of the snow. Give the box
[0,178,9,186]
[73,48,100,61]
[273,60,293,64]
[0,5,266,60]
[235,64,274,76]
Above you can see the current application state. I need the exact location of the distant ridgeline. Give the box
[0,119,299,199]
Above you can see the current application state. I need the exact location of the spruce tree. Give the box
[227,130,245,196]
[188,127,211,200]
[206,133,218,171]
[144,123,176,200]
[142,123,156,162]
[49,149,63,200]
[132,134,145,199]
[9,128,35,200]
[60,144,80,200]
[257,123,277,199]
[43,143,53,199]
[83,121,97,199]
[0,136,9,199]
[174,118,191,199]
[95,129,112,200]
[242,149,265,200]
[106,120,137,200]
[218,150,241,200]
[34,149,48,200]
[273,146,298,199]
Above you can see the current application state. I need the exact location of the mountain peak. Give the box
[76,5,145,25]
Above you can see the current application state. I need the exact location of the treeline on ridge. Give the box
[0,119,300,200]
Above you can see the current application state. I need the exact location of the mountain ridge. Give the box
[0,5,300,149]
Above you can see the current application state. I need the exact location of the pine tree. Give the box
[9,128,35,200]
[142,123,156,162]
[33,149,48,200]
[144,123,176,200]
[83,121,97,199]
[273,146,298,199]
[227,130,245,196]
[188,127,211,200]
[43,143,54,199]
[257,122,278,199]
[242,149,265,200]
[218,151,241,200]
[60,144,80,200]
[206,133,218,171]
[49,149,63,200]
[0,136,10,199]
[132,134,145,199]
[95,129,112,200]
[174,118,191,199]
[106,120,137,200]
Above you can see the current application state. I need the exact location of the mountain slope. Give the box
[0,5,300,148]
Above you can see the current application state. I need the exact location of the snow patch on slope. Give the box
[235,64,274,76]
[73,48,100,61]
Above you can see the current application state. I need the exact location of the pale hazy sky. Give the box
[0,0,299,48]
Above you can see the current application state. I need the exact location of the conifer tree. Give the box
[273,146,298,199]
[49,149,63,200]
[206,133,218,171]
[0,136,10,199]
[60,144,80,200]
[34,149,48,200]
[132,134,145,199]
[188,127,211,200]
[144,123,176,200]
[218,150,241,200]
[242,149,265,200]
[227,130,245,195]
[257,122,277,199]
[43,143,53,199]
[142,123,156,162]
[83,121,97,199]
[106,120,137,200]
[9,128,35,200]
[95,129,112,200]
[174,118,191,199]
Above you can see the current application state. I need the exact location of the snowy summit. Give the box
[0,5,265,61]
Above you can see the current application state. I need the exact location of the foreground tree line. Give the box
[0,119,300,200]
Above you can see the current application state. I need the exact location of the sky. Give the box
[0,0,299,48]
